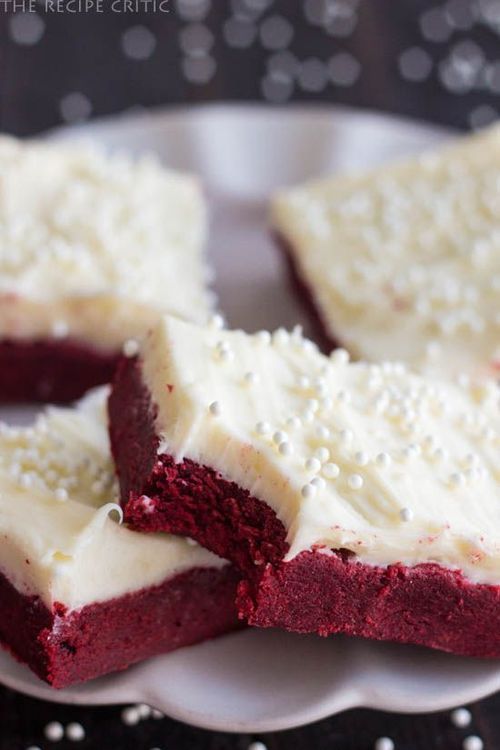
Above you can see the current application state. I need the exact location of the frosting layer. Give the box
[271,125,500,379]
[0,136,213,350]
[0,387,225,610]
[141,316,500,585]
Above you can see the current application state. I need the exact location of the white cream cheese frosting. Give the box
[271,124,500,379]
[0,136,214,351]
[141,316,500,585]
[0,387,225,611]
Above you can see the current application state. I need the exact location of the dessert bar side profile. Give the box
[109,315,500,658]
[0,388,239,688]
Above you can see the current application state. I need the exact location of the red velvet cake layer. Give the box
[109,357,500,658]
[0,339,118,403]
[0,564,240,688]
[109,358,289,573]
[275,233,339,355]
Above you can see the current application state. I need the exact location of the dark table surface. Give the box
[1,1,500,748]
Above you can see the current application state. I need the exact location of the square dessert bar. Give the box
[271,124,500,379]
[0,387,238,688]
[0,136,213,401]
[110,315,500,658]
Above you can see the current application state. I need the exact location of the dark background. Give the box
[1,1,499,748]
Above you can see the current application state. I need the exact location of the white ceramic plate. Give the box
[2,104,497,733]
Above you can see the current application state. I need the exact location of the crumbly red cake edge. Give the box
[274,231,340,355]
[0,339,119,403]
[109,357,500,658]
[0,563,240,688]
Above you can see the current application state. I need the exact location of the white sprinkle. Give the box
[323,462,340,479]
[244,371,259,385]
[306,398,319,413]
[449,472,466,488]
[208,401,221,416]
[451,707,472,728]
[316,425,330,440]
[348,474,364,490]
[44,722,64,741]
[256,421,271,435]
[311,476,326,489]
[248,742,268,750]
[301,483,316,499]
[355,451,369,466]
[121,706,140,726]
[374,738,394,750]
[320,396,333,411]
[273,328,289,345]
[286,416,302,430]
[297,375,311,389]
[400,507,414,522]
[55,488,68,502]
[402,444,421,460]
[151,709,164,720]
[66,722,85,741]
[376,452,391,468]
[339,429,353,445]
[315,446,330,462]
[305,457,321,473]
[136,703,151,719]
[462,737,483,750]
[209,313,225,330]
[331,348,350,365]
[273,431,288,445]
[218,347,234,363]
[256,330,271,345]
[279,441,293,456]
[51,320,69,339]
[122,339,139,357]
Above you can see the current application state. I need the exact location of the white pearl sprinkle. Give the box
[244,371,259,385]
[323,462,340,479]
[449,472,466,488]
[374,738,394,750]
[256,421,271,435]
[136,703,151,719]
[273,431,288,445]
[315,446,330,462]
[55,488,68,502]
[301,483,316,499]
[122,339,139,357]
[348,474,364,490]
[336,389,351,404]
[297,375,310,389]
[311,476,326,489]
[248,742,268,750]
[331,348,350,365]
[209,313,225,330]
[355,451,369,466]
[51,320,69,339]
[66,722,85,741]
[256,330,271,345]
[44,722,64,741]
[316,425,330,440]
[306,398,319,413]
[376,452,392,468]
[286,416,302,430]
[462,736,483,750]
[339,429,353,445]
[305,457,321,473]
[121,706,140,726]
[400,507,414,522]
[218,348,234,363]
[451,707,472,728]
[279,441,293,456]
[208,401,221,416]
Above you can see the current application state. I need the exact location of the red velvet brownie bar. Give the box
[271,124,500,379]
[110,315,500,658]
[0,136,213,402]
[0,387,238,688]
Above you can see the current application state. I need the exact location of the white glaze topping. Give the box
[0,136,214,351]
[0,387,225,611]
[141,316,500,584]
[271,124,500,379]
